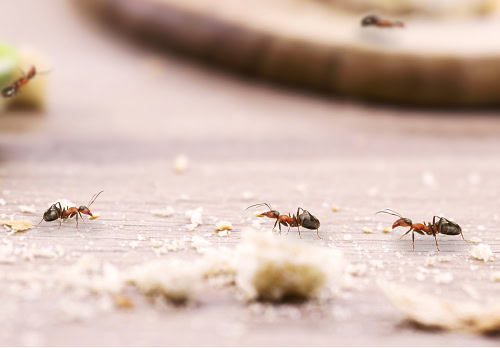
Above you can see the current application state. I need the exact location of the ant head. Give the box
[2,86,16,98]
[79,206,93,216]
[361,15,378,26]
[392,218,412,229]
[43,205,60,222]
[258,210,280,219]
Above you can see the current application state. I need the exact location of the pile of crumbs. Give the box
[0,220,33,233]
[470,244,494,262]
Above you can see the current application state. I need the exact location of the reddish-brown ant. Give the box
[361,15,405,28]
[38,191,103,229]
[246,203,322,239]
[1,65,48,98]
[376,209,468,251]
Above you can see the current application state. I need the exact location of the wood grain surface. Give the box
[0,1,500,346]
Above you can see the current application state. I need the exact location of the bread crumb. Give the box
[18,205,36,214]
[469,237,482,244]
[218,230,230,237]
[425,256,435,267]
[331,205,339,212]
[235,230,343,301]
[343,234,352,241]
[127,259,200,302]
[471,244,493,262]
[0,220,32,232]
[383,227,391,233]
[215,221,233,231]
[186,207,203,231]
[191,235,211,253]
[434,272,453,284]
[379,280,500,333]
[89,213,101,220]
[362,227,373,234]
[113,295,134,309]
[151,206,174,217]
[173,154,189,174]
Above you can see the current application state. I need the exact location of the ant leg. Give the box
[79,212,86,224]
[272,219,278,232]
[433,233,440,251]
[75,213,79,230]
[316,228,322,240]
[286,226,290,235]
[412,232,415,251]
[37,217,44,225]
[297,226,302,239]
[399,228,413,239]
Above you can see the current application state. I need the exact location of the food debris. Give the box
[89,213,101,220]
[151,206,174,217]
[469,237,482,244]
[127,259,201,302]
[173,154,189,174]
[113,295,134,309]
[242,191,255,201]
[185,207,203,231]
[346,263,367,277]
[470,244,493,262]
[343,234,352,241]
[215,221,233,232]
[379,280,500,333]
[491,272,500,282]
[382,227,391,233]
[362,227,373,234]
[434,272,454,284]
[0,198,5,206]
[218,230,230,237]
[0,220,32,232]
[18,205,36,214]
[235,230,343,301]
[331,205,339,212]
[191,235,211,253]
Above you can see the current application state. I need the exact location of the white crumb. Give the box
[0,198,5,206]
[186,207,203,231]
[491,272,500,282]
[425,256,435,267]
[149,239,163,248]
[235,230,343,301]
[343,234,352,241]
[362,227,373,234]
[137,234,145,241]
[151,206,174,217]
[129,241,138,249]
[127,259,201,302]
[469,237,482,244]
[218,230,230,237]
[434,272,453,284]
[18,205,36,214]
[173,154,189,174]
[191,235,211,253]
[346,263,367,277]
[241,191,255,201]
[470,244,493,262]
[0,220,32,232]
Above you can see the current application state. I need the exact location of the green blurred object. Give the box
[0,43,18,89]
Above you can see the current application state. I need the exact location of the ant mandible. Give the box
[361,15,405,28]
[376,208,468,251]
[38,191,104,229]
[246,203,322,239]
[1,65,47,98]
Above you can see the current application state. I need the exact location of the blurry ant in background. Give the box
[246,203,322,239]
[361,15,405,28]
[376,208,468,251]
[39,191,103,229]
[1,65,49,98]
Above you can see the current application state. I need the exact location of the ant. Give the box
[375,208,468,251]
[38,191,103,229]
[246,203,322,239]
[1,65,48,98]
[361,15,405,28]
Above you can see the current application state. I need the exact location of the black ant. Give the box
[246,203,321,239]
[38,191,103,229]
[1,65,49,98]
[361,15,405,28]
[376,208,468,251]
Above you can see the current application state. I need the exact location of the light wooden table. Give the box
[0,1,499,346]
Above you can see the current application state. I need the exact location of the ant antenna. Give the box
[246,202,273,211]
[88,190,104,207]
[375,209,404,218]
